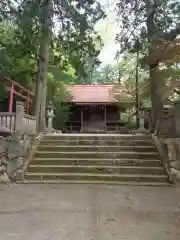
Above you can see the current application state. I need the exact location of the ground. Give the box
[0,184,180,240]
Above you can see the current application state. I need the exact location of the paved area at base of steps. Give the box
[47,133,147,136]
[0,184,180,240]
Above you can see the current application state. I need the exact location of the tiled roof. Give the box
[65,85,132,103]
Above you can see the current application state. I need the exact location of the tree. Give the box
[17,0,104,132]
[53,83,73,130]
[34,0,52,132]
[0,0,104,131]
[0,20,77,102]
[115,0,180,128]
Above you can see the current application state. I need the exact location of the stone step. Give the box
[32,158,162,167]
[25,134,168,185]
[23,179,170,186]
[25,172,168,182]
[34,151,160,159]
[40,139,155,146]
[43,134,152,141]
[27,165,165,174]
[37,145,157,152]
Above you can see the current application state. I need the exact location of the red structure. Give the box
[0,77,34,113]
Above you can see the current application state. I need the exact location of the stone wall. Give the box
[165,138,180,180]
[0,132,40,183]
[165,138,180,169]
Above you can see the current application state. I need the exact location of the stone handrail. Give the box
[165,138,180,173]
[0,102,37,134]
[23,114,36,134]
[152,134,176,183]
[14,101,37,134]
[0,112,15,116]
[0,112,16,132]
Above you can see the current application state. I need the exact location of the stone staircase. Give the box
[25,134,169,185]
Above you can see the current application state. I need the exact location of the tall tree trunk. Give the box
[135,42,139,129]
[146,0,163,130]
[34,0,52,132]
[149,63,163,129]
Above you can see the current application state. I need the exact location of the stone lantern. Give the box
[136,103,148,134]
[46,100,55,133]
[138,104,145,131]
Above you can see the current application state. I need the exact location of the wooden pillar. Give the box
[104,105,107,132]
[81,106,83,132]
[8,83,14,112]
[26,92,30,114]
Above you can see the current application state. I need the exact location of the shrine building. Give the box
[64,85,133,133]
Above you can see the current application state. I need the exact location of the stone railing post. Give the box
[46,100,55,133]
[136,106,149,134]
[15,101,25,132]
[47,110,55,133]
[173,101,180,137]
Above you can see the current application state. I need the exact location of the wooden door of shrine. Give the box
[82,105,105,132]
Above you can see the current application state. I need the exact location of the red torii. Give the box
[0,77,34,113]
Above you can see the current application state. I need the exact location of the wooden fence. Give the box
[155,114,176,137]
[155,101,180,137]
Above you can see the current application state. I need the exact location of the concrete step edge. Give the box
[43,136,152,139]
[44,133,151,136]
[26,172,167,178]
[43,137,152,140]
[35,151,159,155]
[21,180,170,186]
[38,145,156,149]
[33,158,161,161]
[28,165,164,170]
[43,138,152,141]
[41,139,153,141]
[41,140,153,142]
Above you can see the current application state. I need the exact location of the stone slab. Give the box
[0,184,180,240]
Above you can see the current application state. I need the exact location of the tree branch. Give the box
[163,27,180,41]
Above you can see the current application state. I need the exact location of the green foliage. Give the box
[160,64,180,100]
[14,0,104,80]
[116,0,180,53]
[115,0,180,75]
[53,83,73,130]
[0,22,36,86]
[84,64,119,84]
[86,52,150,102]
[0,0,104,82]
[0,0,104,127]
[115,0,180,126]
[46,63,77,129]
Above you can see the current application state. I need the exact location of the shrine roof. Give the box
[65,84,133,103]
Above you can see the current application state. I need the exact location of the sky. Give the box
[95,0,120,66]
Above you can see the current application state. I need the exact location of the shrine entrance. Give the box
[82,105,105,132]
[66,103,125,133]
